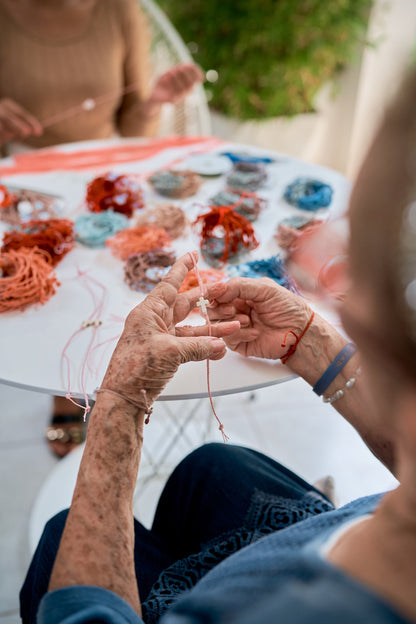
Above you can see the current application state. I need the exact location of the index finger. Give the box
[150,251,198,304]
[205,276,277,305]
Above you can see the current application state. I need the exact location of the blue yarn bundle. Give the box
[221,151,275,164]
[283,177,333,211]
[74,210,129,247]
[226,255,296,291]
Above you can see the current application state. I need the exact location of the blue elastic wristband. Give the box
[312,343,356,396]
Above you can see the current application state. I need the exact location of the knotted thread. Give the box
[280,311,315,364]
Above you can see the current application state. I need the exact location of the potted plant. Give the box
[155,0,373,157]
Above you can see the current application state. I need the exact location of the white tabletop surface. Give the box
[0,137,350,400]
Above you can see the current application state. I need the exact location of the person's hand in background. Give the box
[0,98,42,143]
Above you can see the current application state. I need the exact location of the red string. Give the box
[280,311,315,364]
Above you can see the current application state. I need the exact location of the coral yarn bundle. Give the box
[0,247,59,312]
[193,205,259,265]
[86,173,144,218]
[106,225,171,260]
[178,267,225,293]
[1,219,74,266]
[0,184,17,209]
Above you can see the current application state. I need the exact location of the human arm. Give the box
[206,277,396,473]
[46,253,238,616]
[0,98,42,145]
[116,0,203,138]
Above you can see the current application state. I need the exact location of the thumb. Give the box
[176,337,226,364]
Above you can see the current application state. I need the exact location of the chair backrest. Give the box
[139,0,212,137]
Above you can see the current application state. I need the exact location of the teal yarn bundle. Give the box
[75,210,129,247]
[283,178,333,211]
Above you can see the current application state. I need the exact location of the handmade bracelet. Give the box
[323,367,362,404]
[280,311,315,364]
[312,343,356,396]
[95,388,153,423]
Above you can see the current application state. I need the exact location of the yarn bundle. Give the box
[283,177,333,211]
[193,205,259,267]
[124,249,176,292]
[226,255,296,291]
[178,267,226,293]
[149,169,201,199]
[75,210,129,247]
[106,225,171,260]
[210,190,266,222]
[1,218,74,266]
[226,161,267,192]
[275,215,322,252]
[0,247,59,312]
[86,173,144,218]
[134,203,188,239]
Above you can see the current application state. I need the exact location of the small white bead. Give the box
[82,98,96,111]
[346,378,356,389]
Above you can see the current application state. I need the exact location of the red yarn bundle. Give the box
[86,173,144,218]
[193,206,259,264]
[106,225,171,260]
[1,219,74,266]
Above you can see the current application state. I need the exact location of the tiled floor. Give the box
[0,379,398,623]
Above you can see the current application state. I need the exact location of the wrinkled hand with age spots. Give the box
[204,277,312,361]
[101,252,239,406]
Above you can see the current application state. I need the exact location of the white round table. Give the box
[0,136,350,401]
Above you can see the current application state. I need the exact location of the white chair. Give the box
[139,0,212,137]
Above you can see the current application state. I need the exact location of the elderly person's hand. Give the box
[101,252,239,408]
[205,277,312,361]
[0,98,43,143]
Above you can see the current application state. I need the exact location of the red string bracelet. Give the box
[280,311,315,364]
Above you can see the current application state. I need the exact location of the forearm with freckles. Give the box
[288,312,396,473]
[48,393,145,615]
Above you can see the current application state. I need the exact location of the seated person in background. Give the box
[20,67,416,623]
[0,0,203,456]
[0,0,203,151]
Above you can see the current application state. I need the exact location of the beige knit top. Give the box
[0,0,158,149]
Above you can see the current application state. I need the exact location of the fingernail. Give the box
[210,338,225,351]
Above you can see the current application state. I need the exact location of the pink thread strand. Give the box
[189,251,229,442]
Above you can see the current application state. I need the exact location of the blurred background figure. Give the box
[0,0,203,154]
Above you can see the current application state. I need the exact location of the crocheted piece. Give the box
[283,178,333,211]
[149,170,202,198]
[142,489,333,624]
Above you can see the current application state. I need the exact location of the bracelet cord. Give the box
[95,388,153,423]
[280,311,315,364]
